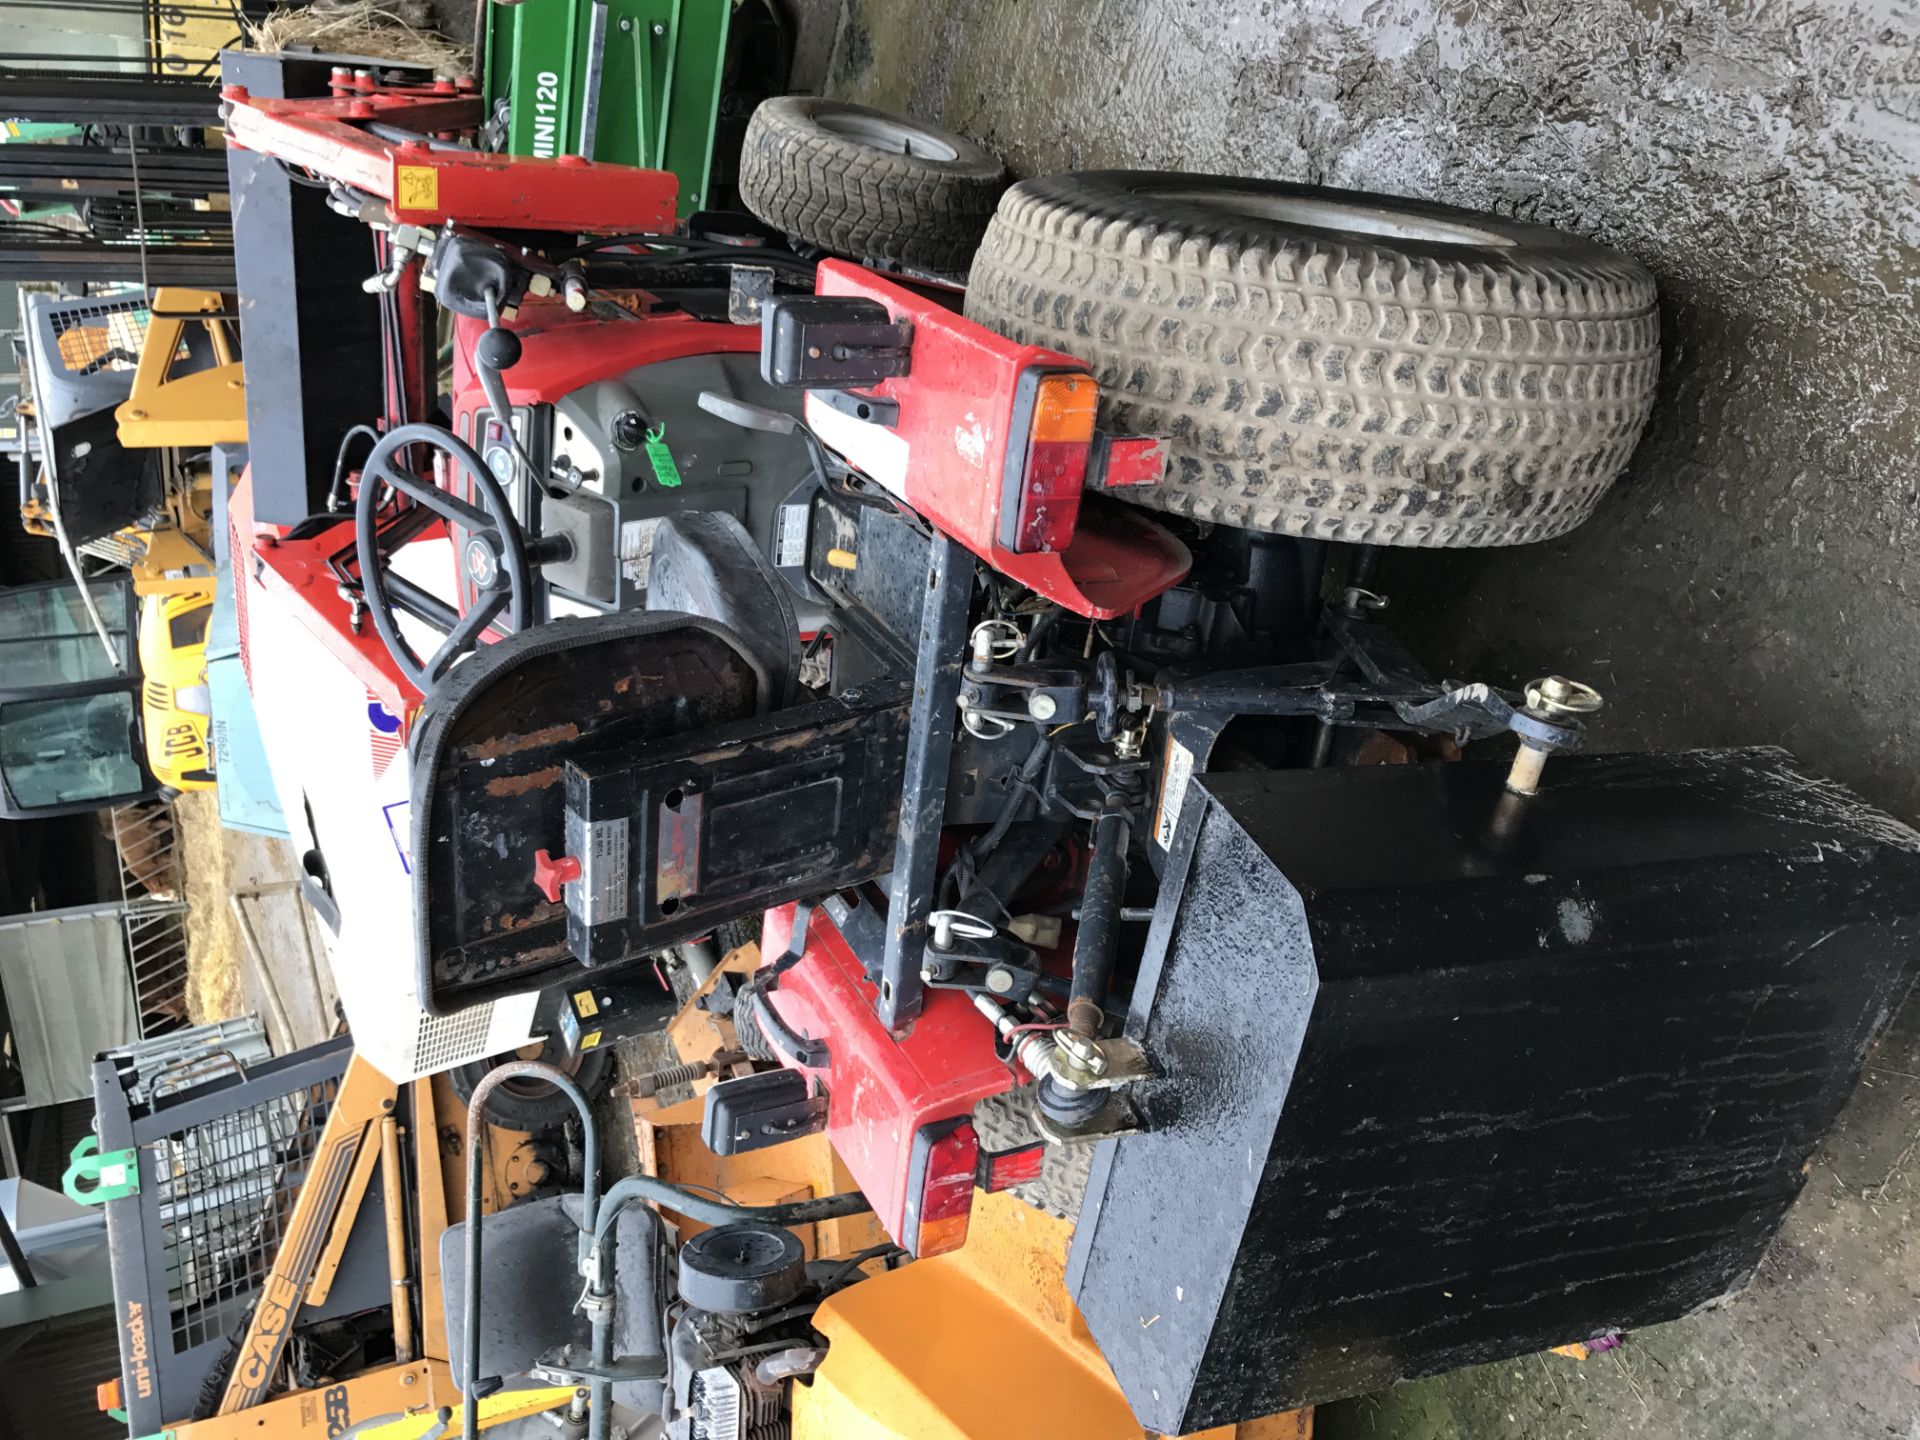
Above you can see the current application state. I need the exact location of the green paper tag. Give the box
[644,425,682,489]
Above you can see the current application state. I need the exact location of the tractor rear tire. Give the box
[739,97,1007,274]
[965,173,1661,547]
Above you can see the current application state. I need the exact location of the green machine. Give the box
[484,0,739,215]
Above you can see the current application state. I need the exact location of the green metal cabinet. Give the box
[484,0,732,215]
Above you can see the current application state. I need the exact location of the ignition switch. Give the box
[611,410,650,452]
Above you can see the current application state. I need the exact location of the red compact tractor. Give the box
[211,62,1920,1440]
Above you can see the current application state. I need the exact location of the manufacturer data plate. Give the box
[565,810,631,925]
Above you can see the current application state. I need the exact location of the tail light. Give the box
[1000,368,1098,554]
[902,1118,980,1257]
[979,1140,1047,1192]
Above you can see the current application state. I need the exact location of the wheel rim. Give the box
[494,1040,586,1100]
[816,109,958,162]
[1132,183,1516,248]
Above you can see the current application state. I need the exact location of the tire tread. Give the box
[740,98,1006,273]
[964,175,1662,547]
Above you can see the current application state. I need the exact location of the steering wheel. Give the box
[354,421,534,694]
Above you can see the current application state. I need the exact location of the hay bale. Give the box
[245,1,469,77]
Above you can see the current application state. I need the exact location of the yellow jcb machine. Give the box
[16,287,246,792]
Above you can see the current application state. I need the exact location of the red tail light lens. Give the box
[979,1141,1047,1192]
[903,1118,980,1257]
[1001,368,1098,554]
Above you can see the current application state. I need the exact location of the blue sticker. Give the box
[382,799,412,874]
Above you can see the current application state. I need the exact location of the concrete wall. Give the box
[825,0,1920,821]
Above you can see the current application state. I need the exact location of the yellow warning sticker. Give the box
[580,1031,602,1050]
[574,988,599,1018]
[395,165,439,212]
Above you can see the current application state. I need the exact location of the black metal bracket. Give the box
[812,386,901,427]
[762,295,913,387]
[921,931,1042,1001]
[877,532,974,1031]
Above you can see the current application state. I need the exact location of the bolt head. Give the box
[1028,693,1059,721]
[1524,675,1604,719]
[986,966,1015,995]
[1057,1031,1105,1070]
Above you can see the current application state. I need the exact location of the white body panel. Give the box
[805,393,910,497]
[244,542,538,1081]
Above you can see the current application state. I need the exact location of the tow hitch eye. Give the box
[1037,1031,1155,1146]
[971,994,1155,1145]
[1505,675,1604,796]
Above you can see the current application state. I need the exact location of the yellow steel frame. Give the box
[172,1359,574,1440]
[114,288,246,450]
[218,1055,399,1413]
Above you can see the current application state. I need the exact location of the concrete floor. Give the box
[785,0,1920,1435]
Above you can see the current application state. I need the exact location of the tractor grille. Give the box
[155,1073,341,1350]
[409,1004,494,1076]
[690,1367,742,1440]
[83,532,146,569]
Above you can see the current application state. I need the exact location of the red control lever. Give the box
[533,849,582,903]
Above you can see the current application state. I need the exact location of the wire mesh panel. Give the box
[46,296,152,375]
[92,1037,355,1434]
[113,1015,272,1104]
[154,1071,340,1350]
[110,801,191,1037]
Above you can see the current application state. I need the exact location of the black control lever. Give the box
[474,287,540,484]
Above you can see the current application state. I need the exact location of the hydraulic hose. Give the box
[592,1174,871,1252]
[464,1062,602,1440]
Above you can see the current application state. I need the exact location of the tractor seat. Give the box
[410,514,810,1014]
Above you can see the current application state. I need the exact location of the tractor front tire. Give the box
[965,173,1661,548]
[739,97,1007,274]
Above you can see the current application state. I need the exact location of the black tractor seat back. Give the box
[441,1194,668,1410]
[412,516,911,1013]
[410,607,769,1014]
